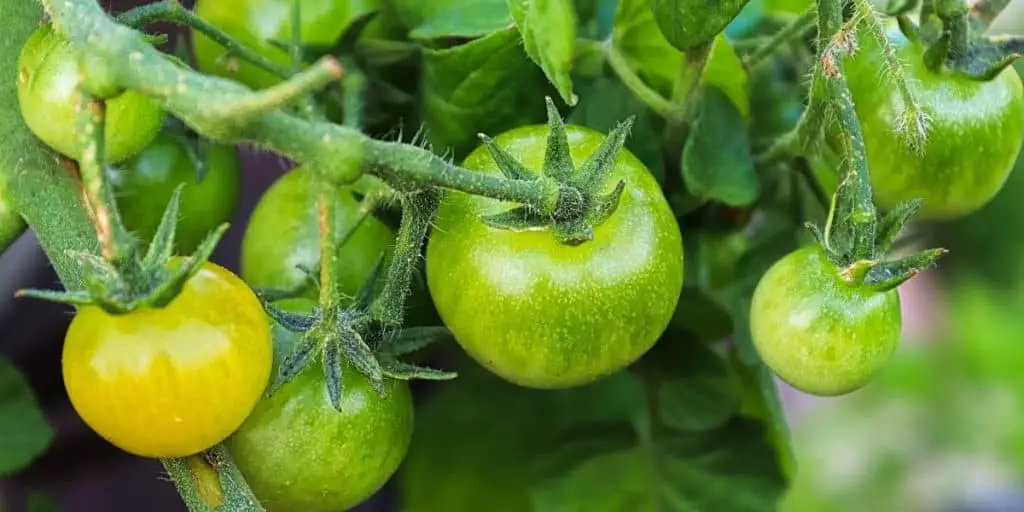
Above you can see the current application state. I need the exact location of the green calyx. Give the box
[892,0,1023,80]
[478,97,633,246]
[260,258,455,411]
[17,186,228,313]
[809,183,947,293]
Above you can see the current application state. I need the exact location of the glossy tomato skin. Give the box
[241,167,394,300]
[115,134,242,253]
[426,125,684,389]
[193,0,383,90]
[17,25,164,163]
[63,261,272,458]
[749,246,902,396]
[844,25,1024,220]
[227,299,413,512]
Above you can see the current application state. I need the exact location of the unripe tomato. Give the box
[426,124,684,389]
[62,261,272,458]
[17,25,164,163]
[749,246,902,396]
[843,24,1024,220]
[193,0,383,90]
[115,134,242,254]
[227,299,413,512]
[241,167,393,299]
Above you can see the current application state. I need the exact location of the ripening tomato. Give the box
[193,0,384,90]
[62,261,272,458]
[115,134,241,254]
[17,25,164,163]
[227,299,413,512]
[240,167,393,299]
[749,246,902,396]
[425,124,684,389]
[843,23,1024,220]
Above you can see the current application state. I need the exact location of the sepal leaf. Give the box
[874,199,923,255]
[381,359,457,381]
[479,134,537,181]
[268,333,319,397]
[864,248,948,291]
[323,337,345,410]
[480,206,552,231]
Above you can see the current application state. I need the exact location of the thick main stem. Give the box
[44,0,562,215]
[317,191,340,308]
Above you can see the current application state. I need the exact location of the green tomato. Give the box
[114,134,241,254]
[16,25,165,163]
[749,246,902,396]
[843,24,1024,220]
[241,167,393,300]
[193,0,383,90]
[227,299,413,512]
[425,124,684,389]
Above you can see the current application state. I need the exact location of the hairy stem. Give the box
[743,7,817,70]
[754,70,826,165]
[936,0,971,58]
[43,0,563,214]
[317,191,340,308]
[75,92,136,266]
[118,0,291,80]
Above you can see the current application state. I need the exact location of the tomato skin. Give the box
[62,261,272,458]
[843,25,1024,220]
[193,0,383,90]
[425,125,684,389]
[115,134,242,253]
[17,25,164,163]
[749,246,902,396]
[241,167,393,299]
[227,300,413,512]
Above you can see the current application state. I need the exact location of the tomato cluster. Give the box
[12,1,1024,510]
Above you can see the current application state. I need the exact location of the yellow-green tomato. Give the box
[227,300,413,512]
[62,261,272,458]
[426,124,684,389]
[17,25,164,163]
[749,246,902,396]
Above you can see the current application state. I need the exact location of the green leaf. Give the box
[409,2,512,40]
[531,419,786,512]
[612,1,748,114]
[0,358,53,475]
[568,78,665,181]
[682,87,759,206]
[420,28,547,158]
[508,0,579,105]
[649,0,751,52]
[0,0,97,291]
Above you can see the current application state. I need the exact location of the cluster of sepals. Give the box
[807,177,947,292]
[887,0,1024,80]
[479,97,634,245]
[17,164,227,313]
[257,191,456,410]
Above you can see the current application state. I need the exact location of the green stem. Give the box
[604,40,683,121]
[204,57,343,121]
[754,55,826,165]
[118,0,291,80]
[75,92,136,267]
[372,192,438,327]
[163,446,263,511]
[743,7,817,70]
[342,69,367,130]
[664,41,713,162]
[45,0,563,215]
[818,0,877,259]
[936,0,971,58]
[317,191,340,309]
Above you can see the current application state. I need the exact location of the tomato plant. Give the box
[841,23,1024,220]
[227,299,413,512]
[115,133,242,253]
[750,245,902,395]
[62,261,272,458]
[1,0,1021,510]
[17,24,164,163]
